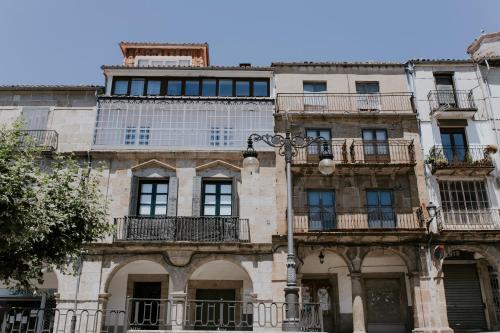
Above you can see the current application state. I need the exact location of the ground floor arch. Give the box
[442,248,500,331]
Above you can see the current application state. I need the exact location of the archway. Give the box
[186,259,253,330]
[299,250,350,333]
[442,249,499,331]
[360,249,410,333]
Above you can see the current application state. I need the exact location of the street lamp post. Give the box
[242,128,335,331]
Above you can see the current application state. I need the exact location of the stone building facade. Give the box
[1,36,500,333]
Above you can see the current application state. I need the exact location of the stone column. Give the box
[167,267,188,330]
[351,272,366,333]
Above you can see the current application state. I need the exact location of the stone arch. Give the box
[185,254,253,282]
[103,254,169,294]
[359,246,418,273]
[298,247,354,274]
[444,244,500,271]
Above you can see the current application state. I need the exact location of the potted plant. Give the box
[425,146,448,167]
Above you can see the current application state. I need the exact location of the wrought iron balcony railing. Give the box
[293,207,424,232]
[437,209,500,231]
[113,216,250,243]
[427,145,494,172]
[21,130,58,151]
[276,92,414,114]
[292,139,415,165]
[0,300,323,333]
[427,90,476,111]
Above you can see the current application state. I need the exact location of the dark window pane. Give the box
[219,80,233,97]
[235,81,250,97]
[147,80,161,95]
[356,82,380,94]
[202,79,216,96]
[130,79,145,96]
[185,80,200,96]
[114,80,129,95]
[167,80,182,96]
[303,82,326,93]
[253,81,268,97]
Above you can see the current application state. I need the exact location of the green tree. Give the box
[0,123,111,290]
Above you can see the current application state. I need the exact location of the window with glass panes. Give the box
[202,182,232,216]
[306,129,331,155]
[138,181,169,216]
[439,181,489,211]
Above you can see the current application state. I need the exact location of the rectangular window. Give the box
[303,82,326,93]
[203,181,232,216]
[439,181,489,211]
[124,127,136,145]
[306,129,331,155]
[185,80,200,96]
[253,81,268,97]
[130,79,145,96]
[356,82,380,94]
[434,74,456,106]
[235,80,250,97]
[440,127,467,162]
[139,127,150,145]
[138,181,169,216]
[356,82,380,110]
[113,79,129,95]
[210,127,233,146]
[202,79,217,96]
[219,79,233,97]
[146,80,162,95]
[366,190,395,228]
[307,190,335,231]
[362,129,389,158]
[167,80,182,96]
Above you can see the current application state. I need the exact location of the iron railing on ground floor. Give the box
[437,209,500,231]
[0,298,323,333]
[293,207,424,232]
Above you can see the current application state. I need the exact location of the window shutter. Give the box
[167,177,178,216]
[129,176,139,215]
[192,176,202,217]
[232,178,239,217]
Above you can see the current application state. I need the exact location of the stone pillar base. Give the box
[412,328,454,333]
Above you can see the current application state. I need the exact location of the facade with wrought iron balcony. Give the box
[407,58,500,331]
[270,62,431,333]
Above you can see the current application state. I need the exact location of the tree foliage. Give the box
[0,123,111,290]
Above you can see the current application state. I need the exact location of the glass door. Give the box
[440,128,467,164]
[356,82,380,110]
[367,190,395,228]
[435,74,457,107]
[306,129,331,161]
[362,129,389,162]
[307,191,336,231]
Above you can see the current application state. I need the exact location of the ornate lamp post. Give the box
[242,128,335,330]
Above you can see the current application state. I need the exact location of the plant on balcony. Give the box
[424,146,448,167]
[0,122,111,290]
[485,144,498,155]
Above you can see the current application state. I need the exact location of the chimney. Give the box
[239,63,252,68]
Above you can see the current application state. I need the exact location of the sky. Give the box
[0,0,499,85]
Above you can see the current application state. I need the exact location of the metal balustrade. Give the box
[276,92,414,113]
[0,299,324,333]
[427,145,494,171]
[21,130,58,151]
[427,90,476,111]
[293,207,424,232]
[437,209,500,231]
[114,216,250,243]
[292,139,415,165]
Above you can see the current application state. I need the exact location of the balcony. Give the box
[93,97,273,150]
[293,207,424,233]
[293,139,415,174]
[276,92,414,114]
[20,130,58,151]
[437,209,500,231]
[113,216,250,243]
[427,145,495,176]
[428,90,477,119]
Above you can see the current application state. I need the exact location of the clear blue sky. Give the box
[1,0,499,85]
